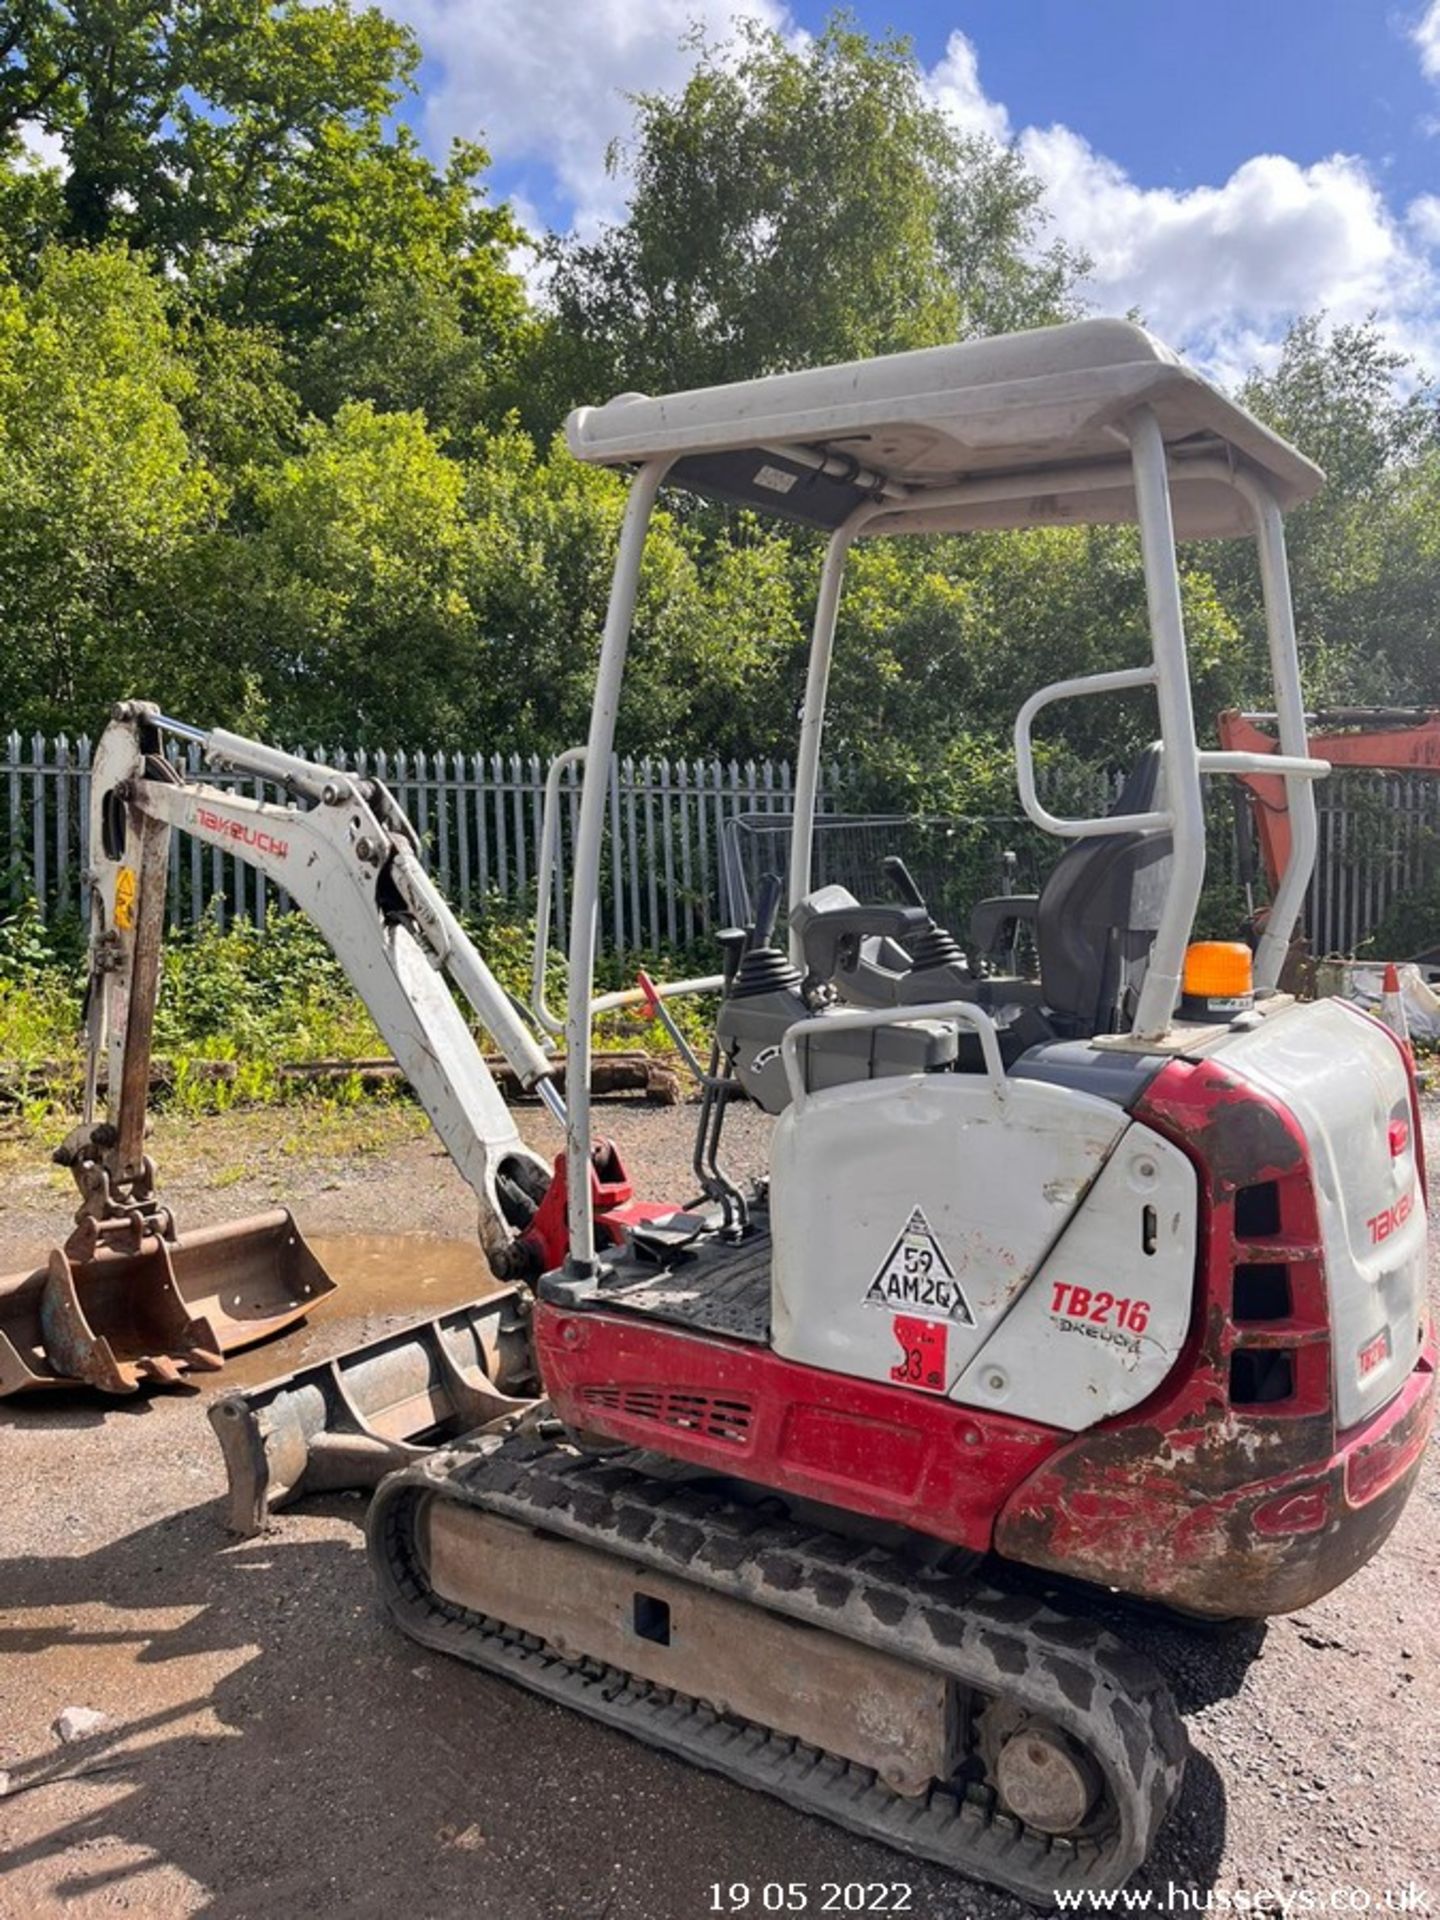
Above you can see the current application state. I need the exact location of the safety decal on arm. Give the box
[864,1206,975,1325]
[114,866,137,931]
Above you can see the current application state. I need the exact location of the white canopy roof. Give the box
[565,318,1324,541]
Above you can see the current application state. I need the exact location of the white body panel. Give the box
[954,1121,1196,1429]
[770,1072,1195,1424]
[1215,999,1427,1430]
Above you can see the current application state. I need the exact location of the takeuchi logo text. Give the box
[193,806,289,861]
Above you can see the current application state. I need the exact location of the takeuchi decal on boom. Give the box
[193,805,289,862]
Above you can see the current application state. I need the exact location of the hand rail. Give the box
[1014,666,1171,838]
[1196,749,1329,780]
[532,746,587,1036]
[780,1000,1007,1110]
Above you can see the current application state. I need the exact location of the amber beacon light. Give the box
[1180,940,1255,1019]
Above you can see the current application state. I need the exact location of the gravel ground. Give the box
[0,1094,1437,1920]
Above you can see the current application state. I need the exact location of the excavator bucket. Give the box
[0,1208,336,1397]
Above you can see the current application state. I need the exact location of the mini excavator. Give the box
[12,321,1433,1901]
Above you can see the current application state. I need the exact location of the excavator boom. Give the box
[0,703,561,1395]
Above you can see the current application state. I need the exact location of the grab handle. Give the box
[1014,667,1171,839]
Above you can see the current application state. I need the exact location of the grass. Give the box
[0,898,708,1140]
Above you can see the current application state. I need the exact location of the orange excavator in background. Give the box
[1222,706,1440,959]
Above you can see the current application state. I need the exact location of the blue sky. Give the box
[385,1,1440,385]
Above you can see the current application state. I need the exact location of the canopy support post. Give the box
[1128,407,1208,1040]
[788,502,887,968]
[562,458,671,1284]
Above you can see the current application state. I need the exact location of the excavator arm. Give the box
[1223,705,1440,906]
[71,703,561,1278]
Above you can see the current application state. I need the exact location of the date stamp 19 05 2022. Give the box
[708,1887,914,1914]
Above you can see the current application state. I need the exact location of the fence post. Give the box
[77,734,93,926]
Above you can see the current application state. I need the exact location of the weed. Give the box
[0,899,704,1140]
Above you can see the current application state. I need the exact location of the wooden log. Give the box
[276,1050,683,1106]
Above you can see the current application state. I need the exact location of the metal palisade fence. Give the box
[1,729,1433,959]
[1,731,804,955]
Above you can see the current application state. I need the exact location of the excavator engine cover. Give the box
[0,1208,336,1396]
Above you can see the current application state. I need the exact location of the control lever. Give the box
[881,855,928,913]
[717,927,748,995]
[749,872,784,952]
[695,927,750,1239]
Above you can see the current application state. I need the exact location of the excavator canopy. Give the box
[565,317,1324,540]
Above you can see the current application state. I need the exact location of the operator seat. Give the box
[973,746,1172,1039]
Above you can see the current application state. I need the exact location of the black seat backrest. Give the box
[1035,746,1172,1038]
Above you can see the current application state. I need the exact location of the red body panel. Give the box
[536,1304,1064,1553]
[518,1144,677,1276]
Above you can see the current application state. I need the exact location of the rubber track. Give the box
[366,1436,1187,1903]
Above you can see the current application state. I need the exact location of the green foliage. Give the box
[224,400,476,741]
[0,904,699,1118]
[0,244,217,728]
[1215,318,1440,710]
[541,18,1080,408]
[1369,878,1440,961]
[0,2,1437,887]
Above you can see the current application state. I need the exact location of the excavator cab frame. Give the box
[551,317,1332,1287]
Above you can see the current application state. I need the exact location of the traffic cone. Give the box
[1379,961,1412,1055]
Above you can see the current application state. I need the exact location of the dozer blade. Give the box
[0,1208,335,1398]
[208,1286,538,1536]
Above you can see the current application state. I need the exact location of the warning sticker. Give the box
[114,866,137,932]
[752,462,798,495]
[864,1206,974,1324]
[890,1314,949,1393]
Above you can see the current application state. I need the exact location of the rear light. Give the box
[1369,1015,1428,1206]
[1134,1056,1333,1430]
[1389,1116,1410,1158]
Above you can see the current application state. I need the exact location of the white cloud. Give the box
[1413,1,1440,80]
[16,120,65,171]
[1021,122,1439,382]
[1410,192,1440,249]
[389,0,792,238]
[926,31,1011,146]
[394,9,1440,381]
[922,33,1440,384]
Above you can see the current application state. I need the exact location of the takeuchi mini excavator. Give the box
[22,321,1435,1901]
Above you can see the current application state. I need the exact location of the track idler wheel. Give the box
[979,1700,1105,1837]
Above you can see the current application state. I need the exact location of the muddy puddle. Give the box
[191,1229,495,1393]
[0,1231,498,1408]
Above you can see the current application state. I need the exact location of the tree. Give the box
[190,401,480,744]
[462,426,806,758]
[1214,319,1440,707]
[0,243,216,728]
[0,3,528,377]
[539,18,1081,408]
